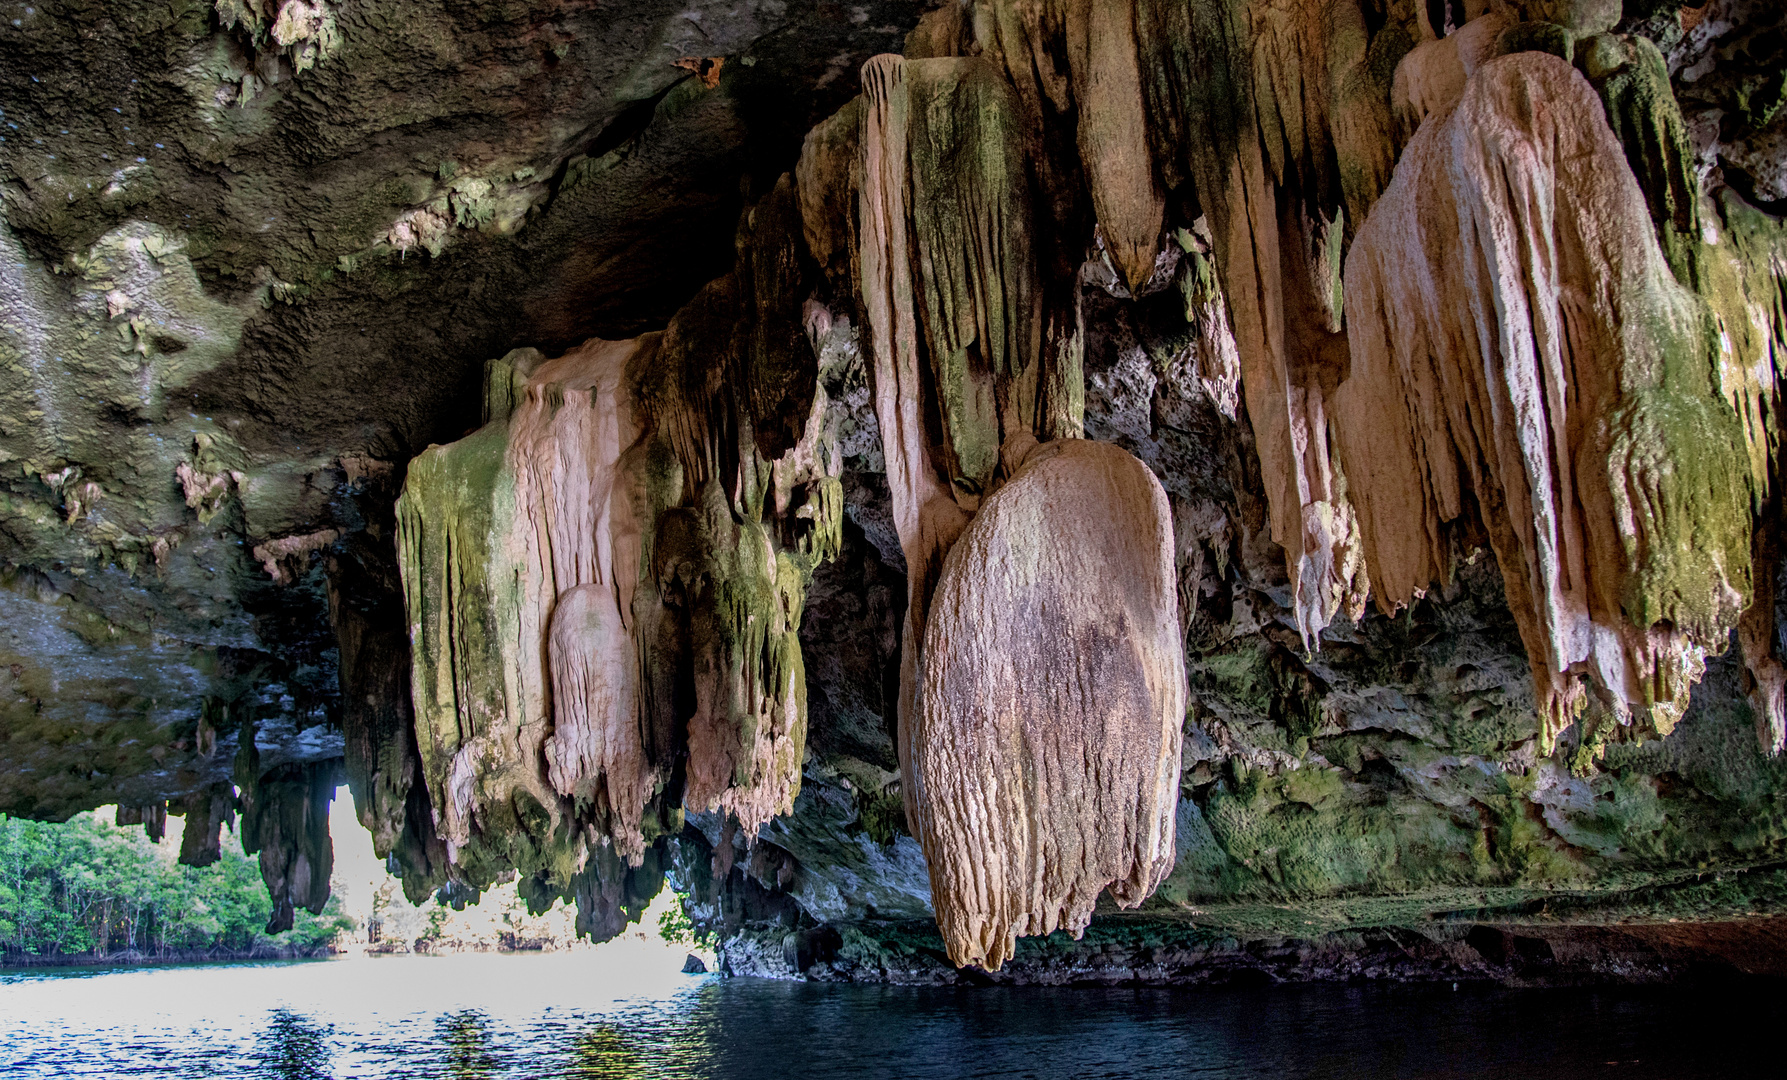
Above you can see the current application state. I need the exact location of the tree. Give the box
[0,809,356,961]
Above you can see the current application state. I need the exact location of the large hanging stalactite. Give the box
[911,439,1184,970]
[814,30,1190,970]
[392,180,846,935]
[1335,51,1754,748]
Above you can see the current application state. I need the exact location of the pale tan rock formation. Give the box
[1337,53,1753,747]
[395,172,847,926]
[911,439,1184,970]
[1392,12,1511,132]
[399,340,653,866]
[506,340,659,864]
[830,39,1193,967]
[1706,195,1787,753]
[1134,0,1379,648]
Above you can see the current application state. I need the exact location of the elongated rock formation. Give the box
[1337,52,1753,747]
[399,340,651,871]
[394,178,844,929]
[235,737,337,935]
[822,41,1192,968]
[910,439,1184,970]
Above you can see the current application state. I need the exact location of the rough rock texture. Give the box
[0,0,921,910]
[397,338,663,877]
[912,439,1184,969]
[1339,52,1752,749]
[5,0,1787,982]
[392,178,846,930]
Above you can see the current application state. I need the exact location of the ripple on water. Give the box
[1,945,1783,1079]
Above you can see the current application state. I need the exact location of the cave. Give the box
[3,0,1787,1072]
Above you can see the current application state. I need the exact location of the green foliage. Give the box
[0,810,353,959]
[655,894,714,949]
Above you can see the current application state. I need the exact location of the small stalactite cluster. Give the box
[234,728,338,934]
[393,180,846,937]
[328,500,451,903]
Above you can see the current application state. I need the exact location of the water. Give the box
[2,945,1781,1079]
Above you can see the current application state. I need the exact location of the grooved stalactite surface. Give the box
[1336,52,1754,746]
[1134,0,1374,649]
[509,341,659,865]
[911,439,1185,970]
[397,339,667,881]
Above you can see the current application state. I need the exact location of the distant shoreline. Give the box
[1,939,609,972]
[0,945,338,971]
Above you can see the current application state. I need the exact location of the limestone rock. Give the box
[910,439,1185,969]
[175,785,236,868]
[1061,0,1165,292]
[1135,0,1373,648]
[1392,12,1512,131]
[236,745,338,935]
[396,336,674,930]
[1337,52,1753,747]
[863,53,1044,504]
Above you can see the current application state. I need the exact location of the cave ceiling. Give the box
[0,0,923,818]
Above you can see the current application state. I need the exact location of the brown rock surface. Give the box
[910,439,1185,970]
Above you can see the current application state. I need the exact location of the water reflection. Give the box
[566,1024,642,1080]
[438,1010,497,1080]
[2,952,1784,1079]
[252,1009,333,1080]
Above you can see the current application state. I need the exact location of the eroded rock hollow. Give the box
[4,0,1787,982]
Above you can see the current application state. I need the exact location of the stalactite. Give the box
[1335,52,1753,749]
[567,842,667,942]
[329,483,450,900]
[397,366,544,857]
[654,480,809,834]
[395,178,844,928]
[175,784,235,868]
[837,12,1196,969]
[628,188,842,833]
[114,802,167,842]
[1060,0,1164,293]
[911,439,1184,970]
[235,731,337,934]
[509,339,664,864]
[1135,0,1374,648]
[1705,190,1787,752]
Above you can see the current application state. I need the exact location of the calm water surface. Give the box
[1,945,1780,1079]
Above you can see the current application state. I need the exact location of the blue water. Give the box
[1,945,1781,1078]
